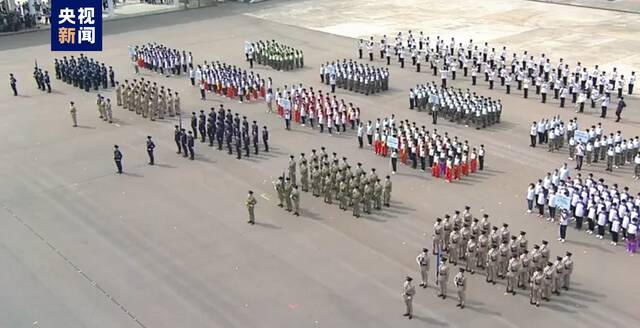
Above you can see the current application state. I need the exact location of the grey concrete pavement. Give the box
[1,2,639,328]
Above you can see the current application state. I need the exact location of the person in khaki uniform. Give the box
[498,240,510,278]
[300,159,309,192]
[99,98,107,122]
[148,97,155,121]
[561,252,573,291]
[542,262,554,301]
[373,179,382,210]
[159,92,167,120]
[273,176,285,208]
[402,276,415,319]
[174,92,181,117]
[122,83,129,110]
[352,187,361,218]
[437,257,450,299]
[416,248,430,288]
[338,179,348,210]
[486,244,498,284]
[246,190,257,225]
[324,176,333,205]
[519,250,531,289]
[96,95,104,119]
[530,267,543,307]
[465,236,478,274]
[283,178,293,212]
[506,254,520,295]
[167,91,175,117]
[69,101,77,127]
[433,218,444,254]
[116,82,122,106]
[382,175,392,207]
[454,268,466,308]
[448,227,461,265]
[290,185,300,216]
[553,256,564,296]
[363,182,373,214]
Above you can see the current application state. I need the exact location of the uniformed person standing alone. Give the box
[246,190,257,225]
[146,136,155,165]
[416,248,430,288]
[113,145,123,174]
[402,276,415,319]
[454,268,466,308]
[69,101,77,127]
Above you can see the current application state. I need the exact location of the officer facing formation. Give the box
[113,145,123,174]
[146,136,155,165]
[9,73,18,96]
[402,276,415,319]
[246,190,257,225]
[69,101,77,127]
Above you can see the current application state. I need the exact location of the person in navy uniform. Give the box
[113,145,123,174]
[180,128,188,158]
[216,120,224,150]
[207,115,215,147]
[190,112,198,139]
[146,136,155,165]
[226,127,233,154]
[262,126,269,152]
[174,125,182,154]
[44,71,51,93]
[252,121,259,154]
[198,110,207,142]
[9,73,17,96]
[109,66,115,87]
[235,133,242,159]
[187,131,195,160]
[243,132,250,157]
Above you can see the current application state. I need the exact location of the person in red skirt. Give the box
[470,148,478,173]
[432,160,440,178]
[461,152,469,176]
[453,156,461,180]
[445,157,453,183]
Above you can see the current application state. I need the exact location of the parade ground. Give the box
[1,1,639,327]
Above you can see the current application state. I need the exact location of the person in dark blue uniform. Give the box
[146,136,155,165]
[187,131,195,160]
[113,145,123,174]
[174,125,182,154]
[262,126,269,152]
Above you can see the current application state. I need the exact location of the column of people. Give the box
[526,170,639,252]
[129,43,193,77]
[410,83,503,129]
[358,32,635,120]
[189,61,268,103]
[320,59,389,95]
[245,40,304,71]
[274,149,393,218]
[360,117,486,182]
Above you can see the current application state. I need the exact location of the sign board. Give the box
[554,194,571,210]
[281,98,291,111]
[573,130,589,144]
[386,136,398,149]
[51,0,103,51]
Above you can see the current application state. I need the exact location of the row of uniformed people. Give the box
[130,43,193,76]
[360,32,636,96]
[410,83,502,129]
[271,85,362,133]
[320,60,389,94]
[54,55,115,92]
[427,209,574,307]
[527,173,640,252]
[189,62,268,102]
[184,105,269,159]
[275,150,392,218]
[116,78,181,121]
[246,40,304,71]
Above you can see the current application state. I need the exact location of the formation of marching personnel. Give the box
[173,105,270,161]
[412,208,575,310]
[358,32,635,120]
[269,84,362,133]
[115,78,181,121]
[409,83,503,128]
[274,149,392,218]
[320,60,390,94]
[245,40,304,71]
[189,61,269,103]
[54,55,116,92]
[528,116,640,176]
[359,116,486,181]
[129,43,194,77]
[526,170,640,252]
